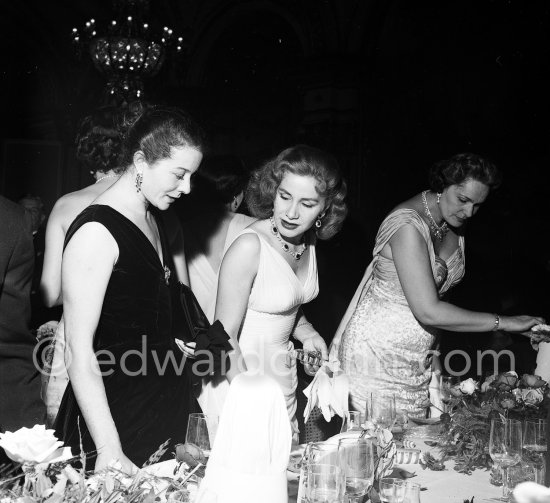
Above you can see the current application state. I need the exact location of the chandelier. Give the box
[72,0,183,104]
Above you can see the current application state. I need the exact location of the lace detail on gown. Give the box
[237,229,319,441]
[337,209,465,418]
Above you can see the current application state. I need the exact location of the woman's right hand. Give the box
[500,315,545,333]
[94,448,138,474]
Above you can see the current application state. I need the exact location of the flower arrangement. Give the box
[436,372,549,475]
[0,426,200,503]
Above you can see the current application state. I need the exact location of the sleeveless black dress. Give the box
[54,205,199,468]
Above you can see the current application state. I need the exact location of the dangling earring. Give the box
[436,192,442,204]
[315,218,322,228]
[135,172,143,193]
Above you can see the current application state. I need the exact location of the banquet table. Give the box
[287,427,503,503]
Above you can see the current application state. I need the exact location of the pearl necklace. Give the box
[95,174,119,184]
[421,190,448,241]
[269,216,307,261]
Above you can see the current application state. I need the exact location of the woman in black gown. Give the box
[54,106,205,473]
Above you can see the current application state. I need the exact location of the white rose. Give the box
[459,378,478,395]
[0,425,65,464]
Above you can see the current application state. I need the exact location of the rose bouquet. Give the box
[434,372,549,475]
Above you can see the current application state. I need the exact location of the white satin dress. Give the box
[237,229,319,441]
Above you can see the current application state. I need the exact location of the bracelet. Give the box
[492,314,500,331]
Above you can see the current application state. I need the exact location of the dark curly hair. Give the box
[246,145,348,240]
[119,104,206,169]
[429,153,502,193]
[193,155,249,205]
[75,106,125,175]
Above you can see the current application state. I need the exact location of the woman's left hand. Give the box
[301,332,329,376]
[175,339,196,359]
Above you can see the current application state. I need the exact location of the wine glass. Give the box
[367,393,396,430]
[304,464,345,503]
[340,411,364,433]
[489,418,523,501]
[185,413,218,462]
[523,419,547,485]
[337,437,375,503]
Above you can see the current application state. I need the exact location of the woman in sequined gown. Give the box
[330,153,544,418]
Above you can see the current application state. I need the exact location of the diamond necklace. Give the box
[421,190,448,241]
[95,174,119,184]
[269,216,307,261]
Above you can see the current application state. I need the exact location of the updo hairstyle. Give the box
[246,145,348,240]
[429,153,501,193]
[75,106,125,175]
[193,155,249,206]
[119,104,205,169]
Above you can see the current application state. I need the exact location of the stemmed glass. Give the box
[340,411,364,433]
[440,376,458,413]
[185,413,218,462]
[489,418,523,501]
[337,437,375,503]
[304,464,345,503]
[523,419,547,485]
[367,393,396,430]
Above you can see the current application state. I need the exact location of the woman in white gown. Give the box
[214,145,348,440]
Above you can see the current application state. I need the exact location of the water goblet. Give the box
[185,413,218,462]
[304,464,345,503]
[297,443,340,503]
[489,418,523,501]
[337,437,375,503]
[367,393,396,430]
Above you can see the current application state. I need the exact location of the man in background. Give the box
[0,195,45,436]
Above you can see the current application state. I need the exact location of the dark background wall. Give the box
[1,0,549,373]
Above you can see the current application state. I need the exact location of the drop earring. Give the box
[315,218,322,228]
[436,192,442,204]
[135,172,143,193]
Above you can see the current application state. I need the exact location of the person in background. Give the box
[213,145,348,441]
[54,105,205,473]
[182,155,255,321]
[0,195,46,434]
[330,153,544,419]
[181,156,255,418]
[39,106,126,427]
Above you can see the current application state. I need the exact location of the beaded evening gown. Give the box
[236,229,319,441]
[330,209,465,418]
[54,205,198,468]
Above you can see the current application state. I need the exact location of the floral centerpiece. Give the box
[0,425,201,503]
[435,372,549,475]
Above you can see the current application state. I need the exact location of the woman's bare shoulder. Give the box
[52,184,104,225]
